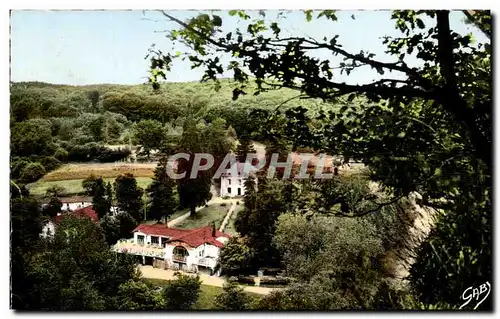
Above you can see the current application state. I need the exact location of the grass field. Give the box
[40,162,157,182]
[26,162,161,196]
[27,177,153,196]
[143,208,189,225]
[224,204,243,236]
[144,278,260,310]
[175,204,230,230]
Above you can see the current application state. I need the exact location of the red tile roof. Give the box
[133,224,190,238]
[55,205,99,223]
[132,224,231,248]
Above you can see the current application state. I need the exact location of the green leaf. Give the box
[416,18,425,29]
[304,10,313,22]
[212,15,222,27]
[270,22,281,36]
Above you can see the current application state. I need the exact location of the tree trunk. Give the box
[435,10,491,171]
[190,203,196,216]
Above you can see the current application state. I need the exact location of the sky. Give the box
[10,10,488,85]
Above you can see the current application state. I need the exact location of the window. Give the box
[239,179,242,185]
[173,246,189,262]
[199,250,204,257]
[237,188,241,196]
[161,237,168,247]
[137,235,145,245]
[151,236,159,245]
[227,187,231,194]
[228,179,231,185]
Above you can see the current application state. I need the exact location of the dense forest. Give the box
[10,79,335,182]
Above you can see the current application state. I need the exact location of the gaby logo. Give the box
[459,281,491,310]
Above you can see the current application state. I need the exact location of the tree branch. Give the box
[462,10,491,39]
[158,11,230,50]
[329,195,404,218]
[436,11,459,92]
[270,36,430,86]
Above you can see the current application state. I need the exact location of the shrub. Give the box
[237,276,255,285]
[20,162,46,183]
[54,147,69,162]
[57,140,70,150]
[40,156,61,172]
[220,203,227,207]
[163,272,202,310]
[45,185,66,197]
[215,281,252,310]
[43,196,62,218]
[67,144,131,163]
[67,145,91,162]
[228,276,238,283]
[70,134,94,145]
[11,159,31,180]
[96,147,131,162]
[259,277,290,286]
[236,201,240,205]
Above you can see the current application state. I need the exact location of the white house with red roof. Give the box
[220,162,256,197]
[112,223,232,275]
[40,205,100,238]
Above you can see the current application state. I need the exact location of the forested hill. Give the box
[10,79,341,184]
[10,79,333,124]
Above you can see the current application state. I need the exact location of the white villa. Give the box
[220,162,256,197]
[112,223,232,276]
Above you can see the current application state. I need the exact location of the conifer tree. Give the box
[236,136,255,163]
[114,173,144,222]
[146,158,177,222]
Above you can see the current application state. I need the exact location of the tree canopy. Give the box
[146,9,491,309]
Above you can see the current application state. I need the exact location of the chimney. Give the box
[211,222,216,237]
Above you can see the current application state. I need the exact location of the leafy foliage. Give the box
[176,117,216,215]
[114,173,144,222]
[218,237,255,274]
[82,175,112,219]
[117,280,166,310]
[147,9,491,310]
[235,180,287,269]
[11,119,53,158]
[134,119,166,157]
[43,196,62,218]
[214,281,252,310]
[19,162,46,183]
[163,272,202,310]
[146,158,177,222]
[12,209,140,310]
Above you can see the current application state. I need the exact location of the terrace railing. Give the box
[172,255,187,263]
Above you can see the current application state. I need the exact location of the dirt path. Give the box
[167,207,201,227]
[219,201,236,232]
[384,193,436,283]
[138,265,277,295]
